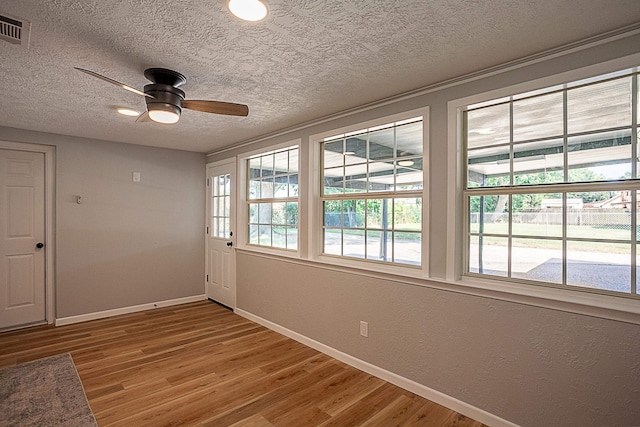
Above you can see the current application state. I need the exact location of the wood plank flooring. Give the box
[0,301,485,426]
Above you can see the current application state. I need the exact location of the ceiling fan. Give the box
[74,67,249,124]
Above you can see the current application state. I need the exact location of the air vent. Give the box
[0,13,31,47]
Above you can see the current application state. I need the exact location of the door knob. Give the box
[226,241,233,247]
[36,242,45,249]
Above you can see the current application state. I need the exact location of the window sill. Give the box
[315,254,425,278]
[236,245,427,281]
[237,244,300,259]
[445,275,640,325]
[236,248,640,325]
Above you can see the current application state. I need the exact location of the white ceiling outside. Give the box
[1,1,640,153]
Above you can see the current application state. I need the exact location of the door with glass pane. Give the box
[206,161,236,309]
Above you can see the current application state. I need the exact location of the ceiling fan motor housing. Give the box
[144,68,187,87]
[143,68,188,118]
[144,84,185,116]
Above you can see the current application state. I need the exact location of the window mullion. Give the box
[633,74,638,179]
[632,74,638,294]
[632,190,637,295]
[562,89,569,185]
[508,101,514,277]
[508,194,512,278]
[342,138,346,193]
[561,192,567,286]
[321,194,423,202]
[465,180,640,197]
[561,89,569,286]
[252,197,297,204]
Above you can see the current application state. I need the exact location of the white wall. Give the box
[209,32,640,426]
[0,127,206,318]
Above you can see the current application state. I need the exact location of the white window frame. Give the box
[447,54,640,322]
[237,139,302,257]
[309,107,430,278]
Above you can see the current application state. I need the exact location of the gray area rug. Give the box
[0,353,98,426]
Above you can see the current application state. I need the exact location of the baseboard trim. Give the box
[55,295,207,326]
[236,308,519,427]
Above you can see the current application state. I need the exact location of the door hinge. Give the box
[206,226,209,234]
[206,274,209,282]
[206,178,210,186]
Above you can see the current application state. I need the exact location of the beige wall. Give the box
[0,127,206,318]
[238,254,640,427]
[211,33,640,426]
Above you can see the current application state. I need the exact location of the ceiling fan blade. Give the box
[182,100,249,117]
[74,67,153,98]
[135,111,152,123]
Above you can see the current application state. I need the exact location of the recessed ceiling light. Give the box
[117,108,140,117]
[229,0,268,21]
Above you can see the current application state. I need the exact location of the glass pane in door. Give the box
[212,173,231,238]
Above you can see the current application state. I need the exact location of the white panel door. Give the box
[0,149,46,329]
[206,161,236,309]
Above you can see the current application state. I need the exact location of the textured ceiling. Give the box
[1,1,640,153]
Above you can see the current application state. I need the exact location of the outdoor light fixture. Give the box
[229,0,268,21]
[398,160,415,167]
[473,128,495,135]
[148,104,181,124]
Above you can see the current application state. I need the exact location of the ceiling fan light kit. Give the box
[148,105,181,124]
[228,0,268,21]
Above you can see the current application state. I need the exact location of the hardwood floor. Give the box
[0,301,485,426]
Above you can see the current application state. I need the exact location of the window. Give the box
[247,146,299,250]
[321,117,423,266]
[211,173,231,238]
[464,69,640,297]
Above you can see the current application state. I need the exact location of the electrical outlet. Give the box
[360,321,369,337]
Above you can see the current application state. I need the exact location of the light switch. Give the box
[133,172,141,182]
[360,321,368,337]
